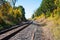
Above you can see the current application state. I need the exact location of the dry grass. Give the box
[34,13,60,40]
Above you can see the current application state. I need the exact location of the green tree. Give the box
[32,0,57,18]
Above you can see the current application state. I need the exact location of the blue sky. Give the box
[15,0,42,19]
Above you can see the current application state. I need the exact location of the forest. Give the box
[32,0,60,40]
[0,0,26,30]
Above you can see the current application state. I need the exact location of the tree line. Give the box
[32,0,60,18]
[0,0,26,30]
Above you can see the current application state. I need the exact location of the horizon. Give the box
[15,0,42,19]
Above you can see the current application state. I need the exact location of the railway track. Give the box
[0,22,32,40]
[0,23,25,35]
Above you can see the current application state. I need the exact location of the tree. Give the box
[32,14,34,18]
[32,0,57,18]
[6,0,17,7]
[0,0,6,5]
[40,0,56,14]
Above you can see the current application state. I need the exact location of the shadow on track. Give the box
[32,21,46,27]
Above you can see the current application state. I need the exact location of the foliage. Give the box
[6,0,18,7]
[32,0,60,40]
[0,1,26,30]
[32,0,57,18]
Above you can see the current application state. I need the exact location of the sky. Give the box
[15,0,42,19]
